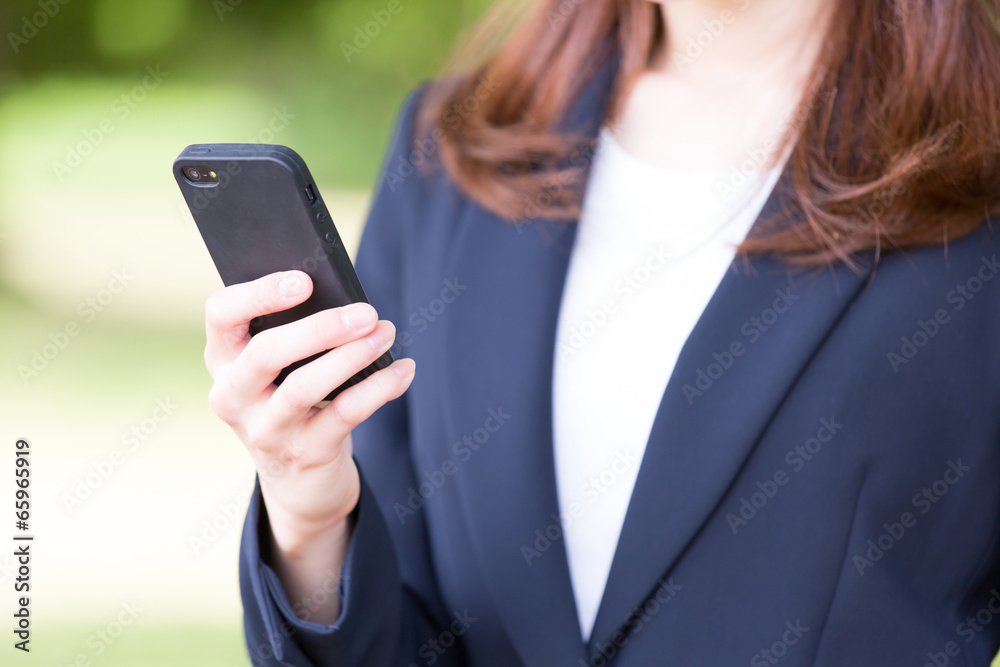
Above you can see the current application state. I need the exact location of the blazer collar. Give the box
[437,47,871,666]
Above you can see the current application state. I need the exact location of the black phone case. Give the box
[173,143,393,402]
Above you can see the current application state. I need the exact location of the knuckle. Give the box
[328,392,367,426]
[249,434,279,458]
[277,374,314,413]
[371,367,402,399]
[203,345,221,377]
[207,384,235,424]
[260,279,284,313]
[204,288,230,330]
[241,416,282,458]
[310,311,337,344]
[241,335,275,374]
[277,439,304,463]
[364,365,405,403]
[379,320,397,345]
[257,450,291,479]
[345,302,378,327]
[349,336,384,368]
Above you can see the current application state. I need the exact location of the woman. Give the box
[204,0,1000,664]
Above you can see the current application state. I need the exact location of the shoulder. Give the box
[362,80,476,237]
[873,219,1000,308]
[845,219,1000,380]
[373,79,470,200]
[354,81,480,305]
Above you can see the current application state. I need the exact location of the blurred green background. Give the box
[0,0,488,664]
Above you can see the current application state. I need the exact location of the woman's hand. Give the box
[204,269,415,622]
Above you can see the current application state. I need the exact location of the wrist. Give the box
[265,499,357,560]
[265,507,356,625]
[258,466,361,557]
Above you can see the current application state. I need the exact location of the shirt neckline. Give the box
[598,125,782,180]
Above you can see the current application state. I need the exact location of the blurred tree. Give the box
[1,0,494,184]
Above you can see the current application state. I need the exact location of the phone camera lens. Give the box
[186,167,202,181]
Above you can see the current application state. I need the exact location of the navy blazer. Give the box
[239,54,1000,666]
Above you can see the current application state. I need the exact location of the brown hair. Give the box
[416,0,1000,269]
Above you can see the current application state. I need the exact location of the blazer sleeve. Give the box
[237,84,464,666]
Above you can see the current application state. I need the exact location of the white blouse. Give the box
[552,126,783,640]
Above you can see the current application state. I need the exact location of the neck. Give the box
[652,0,832,83]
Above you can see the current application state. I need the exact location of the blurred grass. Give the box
[33,624,249,666]
[0,289,207,410]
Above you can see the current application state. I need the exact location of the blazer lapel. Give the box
[442,213,583,666]
[586,176,873,646]
[438,51,619,666]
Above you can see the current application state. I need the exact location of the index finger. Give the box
[204,270,313,370]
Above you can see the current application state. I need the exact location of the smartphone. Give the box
[173,143,392,404]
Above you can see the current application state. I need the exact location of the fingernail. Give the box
[341,303,376,332]
[393,359,415,380]
[280,272,305,298]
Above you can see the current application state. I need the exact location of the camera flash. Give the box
[208,171,217,178]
